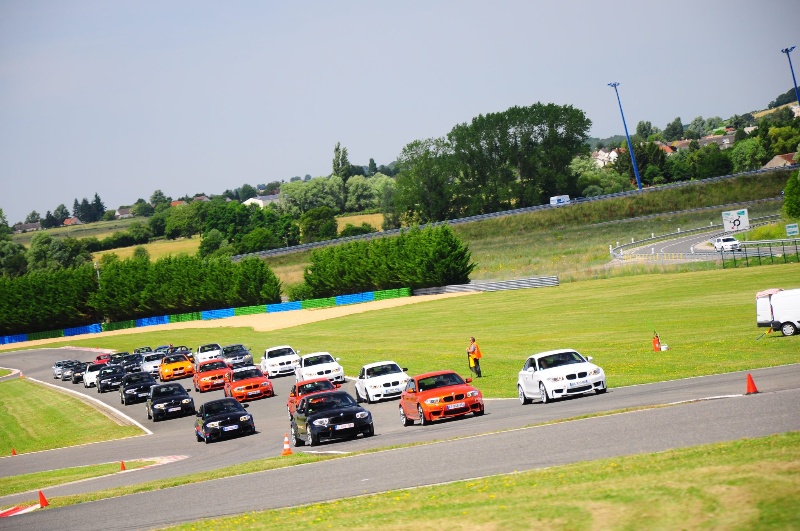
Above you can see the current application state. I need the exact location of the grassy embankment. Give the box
[1,460,155,498]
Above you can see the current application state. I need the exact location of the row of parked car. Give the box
[51,343,608,447]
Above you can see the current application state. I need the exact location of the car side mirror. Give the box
[185,388,192,392]
[196,411,202,417]
[289,391,296,397]
[335,358,341,361]
[586,356,593,362]
[402,368,409,372]
[334,384,341,389]
[242,403,249,409]
[527,367,535,372]
[465,378,473,383]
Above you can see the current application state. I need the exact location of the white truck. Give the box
[550,195,571,206]
[756,288,800,336]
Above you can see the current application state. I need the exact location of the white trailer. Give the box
[550,195,571,206]
[756,288,800,336]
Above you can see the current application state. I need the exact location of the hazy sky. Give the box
[1,1,798,225]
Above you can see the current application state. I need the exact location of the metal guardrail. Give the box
[413,276,559,295]
[232,164,798,262]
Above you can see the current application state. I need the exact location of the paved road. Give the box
[1,348,799,530]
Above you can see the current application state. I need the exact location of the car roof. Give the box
[361,360,399,369]
[302,351,332,358]
[296,377,333,385]
[413,370,459,379]
[526,348,581,359]
[204,397,240,407]
[265,345,294,351]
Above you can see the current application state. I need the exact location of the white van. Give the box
[756,288,800,336]
[549,195,571,206]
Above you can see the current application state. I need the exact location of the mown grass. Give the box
[1,460,156,498]
[0,379,143,455]
[168,432,800,530]
[11,264,799,398]
[0,369,11,377]
[95,236,202,261]
[12,218,140,246]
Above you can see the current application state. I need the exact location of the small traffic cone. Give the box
[281,433,293,456]
[19,372,24,379]
[745,373,759,395]
[120,461,126,471]
[11,448,17,456]
[38,491,49,508]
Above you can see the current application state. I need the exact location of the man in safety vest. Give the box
[467,337,482,377]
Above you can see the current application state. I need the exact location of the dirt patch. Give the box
[0,292,476,351]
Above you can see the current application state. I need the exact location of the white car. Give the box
[517,349,606,405]
[295,352,345,384]
[141,352,166,376]
[713,236,740,252]
[82,363,105,388]
[195,343,223,366]
[260,345,300,377]
[354,361,410,403]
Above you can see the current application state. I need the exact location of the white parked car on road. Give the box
[82,363,105,388]
[713,236,740,252]
[354,361,410,403]
[517,349,606,405]
[295,352,345,384]
[195,343,223,366]
[260,345,300,377]
[141,352,166,376]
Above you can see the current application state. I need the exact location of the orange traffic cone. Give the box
[746,373,759,395]
[11,448,17,456]
[120,461,126,471]
[38,491,49,508]
[281,433,293,456]
[19,372,24,379]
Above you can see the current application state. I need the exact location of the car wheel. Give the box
[364,423,374,437]
[781,322,797,336]
[399,406,412,427]
[291,423,305,447]
[307,423,319,446]
[518,385,531,405]
[473,406,485,417]
[366,391,374,404]
[146,407,152,419]
[596,382,608,394]
[539,382,550,404]
[287,405,293,420]
[120,395,125,405]
[355,387,363,403]
[196,431,203,443]
[417,404,429,426]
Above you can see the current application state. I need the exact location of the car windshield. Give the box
[367,363,402,378]
[200,361,228,372]
[223,345,247,356]
[123,354,142,363]
[203,400,244,418]
[305,354,334,366]
[199,344,220,353]
[538,351,586,370]
[306,393,356,413]
[155,385,184,397]
[299,380,334,395]
[143,353,165,363]
[722,237,736,243]
[126,374,153,384]
[267,348,295,359]
[232,368,263,380]
[87,364,103,372]
[417,373,465,391]
[100,367,124,376]
[163,355,188,364]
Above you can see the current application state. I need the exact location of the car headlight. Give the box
[424,397,440,405]
[125,389,136,394]
[313,418,329,426]
[547,376,564,382]
[239,415,251,422]
[260,381,270,387]
[355,411,369,419]
[181,398,192,404]
[234,386,245,392]
[154,403,166,409]
[163,368,172,373]
[206,421,220,428]
[589,368,602,376]
[368,384,380,390]
[466,390,480,397]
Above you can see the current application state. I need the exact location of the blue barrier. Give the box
[0,333,28,345]
[267,301,302,313]
[64,324,102,337]
[202,308,235,320]
[136,315,170,327]
[336,292,375,306]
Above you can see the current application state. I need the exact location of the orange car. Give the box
[223,365,273,402]
[286,377,340,419]
[159,354,195,382]
[193,359,231,393]
[399,370,484,426]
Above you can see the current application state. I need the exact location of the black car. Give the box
[109,352,129,366]
[121,353,144,373]
[71,362,89,384]
[134,346,152,354]
[194,397,255,444]
[119,372,156,405]
[291,390,374,447]
[221,344,253,367]
[97,365,127,393]
[146,383,195,422]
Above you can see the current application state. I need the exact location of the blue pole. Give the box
[781,46,800,107]
[608,82,642,190]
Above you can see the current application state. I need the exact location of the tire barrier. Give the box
[0,288,412,345]
[413,276,558,295]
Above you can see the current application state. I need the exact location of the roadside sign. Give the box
[722,209,750,232]
[787,223,799,237]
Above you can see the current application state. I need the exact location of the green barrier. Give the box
[27,329,65,340]
[301,297,337,310]
[101,320,136,332]
[170,312,202,323]
[234,305,267,316]
[374,287,411,300]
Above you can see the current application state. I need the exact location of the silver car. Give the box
[141,352,166,376]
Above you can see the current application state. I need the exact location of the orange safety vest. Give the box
[471,344,482,359]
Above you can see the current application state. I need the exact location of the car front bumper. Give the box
[423,397,484,421]
[546,375,606,398]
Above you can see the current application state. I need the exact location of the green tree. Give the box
[332,142,350,180]
[344,175,374,212]
[784,170,800,219]
[132,246,150,261]
[25,211,41,224]
[92,193,106,221]
[299,206,337,243]
[237,227,279,254]
[0,208,10,239]
[53,204,70,225]
[198,228,226,258]
[131,199,155,217]
[663,117,684,141]
[636,120,653,140]
[41,211,58,229]
[767,126,800,156]
[164,204,202,239]
[730,138,768,173]
[150,189,170,205]
[27,233,91,271]
[368,158,377,176]
[0,240,28,277]
[339,223,377,237]
[239,183,258,201]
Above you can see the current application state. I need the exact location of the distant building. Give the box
[13,221,41,233]
[63,217,82,226]
[591,148,619,168]
[243,194,281,208]
[170,200,187,207]
[115,208,132,219]
[762,153,797,169]
[192,195,210,202]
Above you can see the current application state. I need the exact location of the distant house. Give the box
[654,142,675,155]
[591,148,619,168]
[192,195,210,202]
[63,217,82,226]
[13,221,41,234]
[170,200,187,207]
[115,208,132,219]
[698,134,735,150]
[243,194,281,208]
[762,153,797,169]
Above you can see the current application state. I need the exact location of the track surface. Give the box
[1,348,798,530]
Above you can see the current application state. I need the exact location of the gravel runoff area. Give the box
[0,292,475,352]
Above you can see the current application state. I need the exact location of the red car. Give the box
[286,377,340,419]
[193,359,231,393]
[94,353,112,365]
[223,365,273,402]
[399,370,484,426]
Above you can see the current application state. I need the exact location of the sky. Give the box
[1,1,799,225]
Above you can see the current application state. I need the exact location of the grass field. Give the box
[169,431,800,530]
[1,460,155,498]
[12,218,140,246]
